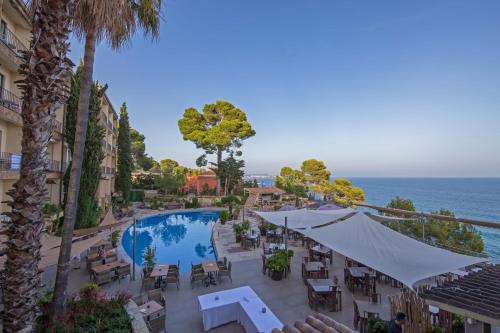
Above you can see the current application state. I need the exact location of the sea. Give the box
[248,176,500,261]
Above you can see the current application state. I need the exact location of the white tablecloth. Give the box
[198,286,283,333]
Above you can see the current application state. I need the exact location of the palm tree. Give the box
[2,1,73,332]
[52,0,162,314]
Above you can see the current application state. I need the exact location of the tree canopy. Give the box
[159,159,179,173]
[319,178,365,206]
[130,128,156,171]
[178,100,255,195]
[218,154,245,196]
[300,159,331,193]
[275,166,308,198]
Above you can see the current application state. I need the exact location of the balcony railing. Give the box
[0,26,28,56]
[0,152,67,173]
[0,88,22,114]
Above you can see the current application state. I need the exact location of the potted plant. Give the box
[219,210,229,225]
[110,230,121,248]
[142,246,156,275]
[258,223,268,236]
[232,223,244,243]
[266,253,288,281]
[368,317,389,333]
[242,220,250,232]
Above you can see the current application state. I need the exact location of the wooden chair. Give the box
[116,263,131,283]
[218,261,232,283]
[169,260,180,273]
[191,269,206,288]
[165,270,179,290]
[320,267,329,279]
[147,314,166,333]
[141,276,155,292]
[217,256,227,269]
[93,271,111,285]
[148,288,166,307]
[307,285,325,311]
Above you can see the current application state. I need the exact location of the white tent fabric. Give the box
[254,208,354,229]
[300,212,487,287]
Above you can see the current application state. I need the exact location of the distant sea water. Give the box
[247,176,500,260]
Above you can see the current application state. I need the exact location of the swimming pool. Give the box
[121,210,220,272]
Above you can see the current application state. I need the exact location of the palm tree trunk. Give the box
[2,1,73,332]
[216,147,222,196]
[52,28,97,315]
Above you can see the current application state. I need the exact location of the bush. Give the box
[185,197,200,209]
[431,325,446,333]
[368,317,389,333]
[219,210,229,224]
[36,285,131,333]
[129,190,145,202]
[43,203,62,217]
[142,246,156,273]
[266,249,293,272]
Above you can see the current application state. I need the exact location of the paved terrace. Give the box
[39,210,405,333]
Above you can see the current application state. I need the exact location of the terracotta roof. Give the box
[421,265,500,325]
[243,187,284,195]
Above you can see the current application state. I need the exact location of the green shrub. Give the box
[219,210,229,224]
[368,317,389,333]
[431,324,446,333]
[185,197,200,208]
[129,190,145,202]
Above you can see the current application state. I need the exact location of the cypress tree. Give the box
[64,64,106,229]
[116,103,133,202]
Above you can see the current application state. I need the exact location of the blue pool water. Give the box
[122,210,220,272]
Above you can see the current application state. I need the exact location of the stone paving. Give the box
[38,209,404,332]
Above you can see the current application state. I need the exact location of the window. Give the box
[0,20,7,40]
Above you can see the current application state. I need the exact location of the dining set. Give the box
[306,278,342,312]
[190,258,232,288]
[241,230,260,250]
[87,240,131,285]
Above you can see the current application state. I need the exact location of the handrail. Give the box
[356,202,500,229]
[0,25,28,55]
[0,88,22,114]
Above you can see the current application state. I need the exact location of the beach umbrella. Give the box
[317,203,342,210]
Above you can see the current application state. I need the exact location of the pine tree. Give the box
[63,64,105,229]
[116,103,133,202]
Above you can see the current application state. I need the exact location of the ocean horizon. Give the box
[247,176,500,261]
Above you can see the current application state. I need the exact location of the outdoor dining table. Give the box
[307,278,342,311]
[347,267,377,295]
[150,264,170,287]
[138,300,164,322]
[91,261,129,275]
[202,259,219,286]
[310,245,333,264]
[303,261,325,281]
[353,298,391,323]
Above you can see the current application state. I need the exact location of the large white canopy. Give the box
[254,208,354,229]
[300,212,487,287]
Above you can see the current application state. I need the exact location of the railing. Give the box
[0,88,22,114]
[0,152,67,173]
[0,25,28,56]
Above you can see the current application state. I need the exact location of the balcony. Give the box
[0,88,22,114]
[0,26,28,70]
[0,152,67,174]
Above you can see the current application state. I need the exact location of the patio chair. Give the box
[217,256,227,269]
[369,292,382,304]
[218,261,232,283]
[307,285,325,311]
[320,267,329,279]
[147,314,166,333]
[165,270,179,290]
[148,288,166,307]
[191,269,206,288]
[141,276,156,292]
[169,260,180,273]
[116,263,131,283]
[191,262,203,273]
[93,271,111,285]
[262,255,269,275]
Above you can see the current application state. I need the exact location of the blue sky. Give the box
[68,0,500,177]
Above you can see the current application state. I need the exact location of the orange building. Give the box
[185,170,218,194]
